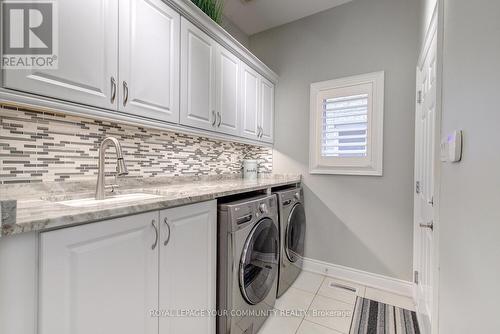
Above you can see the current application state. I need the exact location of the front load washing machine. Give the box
[217,194,279,334]
[274,187,306,298]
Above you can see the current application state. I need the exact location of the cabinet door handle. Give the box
[217,112,222,127]
[110,76,117,104]
[123,81,129,107]
[211,110,217,126]
[151,220,158,250]
[163,217,171,246]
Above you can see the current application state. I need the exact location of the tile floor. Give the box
[258,271,415,334]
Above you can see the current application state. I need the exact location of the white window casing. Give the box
[309,71,384,176]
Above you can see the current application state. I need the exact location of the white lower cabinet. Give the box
[39,201,216,334]
[39,211,159,334]
[159,200,216,334]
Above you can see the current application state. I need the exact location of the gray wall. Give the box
[249,0,419,281]
[221,16,250,48]
[438,0,500,332]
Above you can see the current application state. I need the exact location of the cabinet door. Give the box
[2,0,118,110]
[215,46,240,136]
[259,77,275,143]
[119,0,180,122]
[239,63,260,140]
[180,18,217,131]
[159,200,216,334]
[39,212,159,334]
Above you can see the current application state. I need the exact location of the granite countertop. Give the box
[0,174,301,237]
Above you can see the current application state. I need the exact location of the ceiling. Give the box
[223,0,355,35]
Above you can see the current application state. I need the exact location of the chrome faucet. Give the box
[95,137,129,200]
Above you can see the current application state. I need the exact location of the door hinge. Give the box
[415,181,421,194]
[428,196,434,206]
[414,270,419,284]
[417,90,422,104]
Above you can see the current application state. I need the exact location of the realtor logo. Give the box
[2,1,58,69]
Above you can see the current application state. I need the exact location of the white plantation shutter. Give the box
[309,71,384,175]
[321,94,368,158]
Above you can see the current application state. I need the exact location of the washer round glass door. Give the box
[285,203,306,263]
[239,218,279,305]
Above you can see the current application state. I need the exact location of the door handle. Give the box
[151,220,158,250]
[419,221,434,230]
[123,81,129,107]
[217,112,222,127]
[110,76,117,104]
[163,217,171,246]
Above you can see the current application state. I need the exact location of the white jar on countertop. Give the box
[243,159,258,180]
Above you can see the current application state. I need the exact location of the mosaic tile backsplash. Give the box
[0,104,273,184]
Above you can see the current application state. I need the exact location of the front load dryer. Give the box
[274,187,306,298]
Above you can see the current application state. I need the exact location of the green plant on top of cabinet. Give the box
[191,0,224,24]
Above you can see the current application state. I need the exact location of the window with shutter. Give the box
[310,72,384,175]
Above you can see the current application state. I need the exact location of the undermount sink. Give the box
[56,193,162,208]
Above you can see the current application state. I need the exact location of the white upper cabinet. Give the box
[215,46,240,136]
[1,0,275,144]
[259,77,275,143]
[119,0,180,122]
[180,18,217,131]
[239,63,261,140]
[159,200,216,334]
[39,211,159,334]
[239,63,274,143]
[2,0,119,110]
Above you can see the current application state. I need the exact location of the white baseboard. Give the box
[302,257,414,298]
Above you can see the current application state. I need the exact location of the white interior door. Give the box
[159,201,216,334]
[413,23,438,334]
[119,0,180,122]
[3,0,118,110]
[180,18,217,131]
[39,212,159,334]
